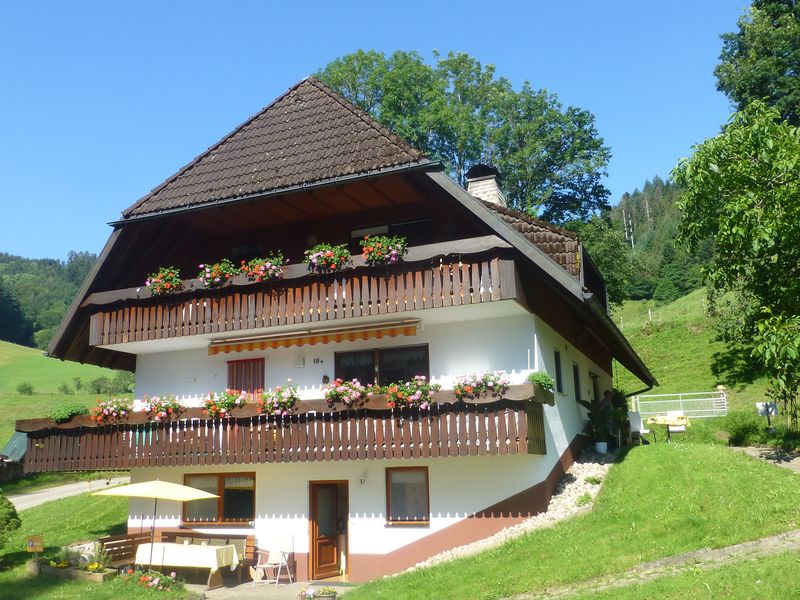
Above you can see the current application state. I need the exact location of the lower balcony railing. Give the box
[21,400,546,473]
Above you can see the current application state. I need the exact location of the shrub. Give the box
[57,382,73,395]
[527,372,555,392]
[0,494,21,553]
[88,376,112,395]
[50,402,89,423]
[16,382,33,395]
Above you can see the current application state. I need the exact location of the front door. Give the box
[310,483,340,579]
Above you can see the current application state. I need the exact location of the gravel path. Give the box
[508,528,800,599]
[7,476,129,511]
[401,450,617,573]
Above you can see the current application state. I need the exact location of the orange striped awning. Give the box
[208,322,419,355]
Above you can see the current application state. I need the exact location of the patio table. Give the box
[647,415,690,442]
[135,542,239,590]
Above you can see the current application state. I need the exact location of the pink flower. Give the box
[170,571,176,578]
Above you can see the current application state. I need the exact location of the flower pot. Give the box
[594,441,608,454]
[316,594,337,599]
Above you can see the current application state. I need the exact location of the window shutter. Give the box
[525,402,547,455]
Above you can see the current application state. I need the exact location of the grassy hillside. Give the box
[612,289,768,412]
[0,341,123,444]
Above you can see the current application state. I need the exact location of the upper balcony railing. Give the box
[86,236,521,347]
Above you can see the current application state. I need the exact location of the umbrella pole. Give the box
[149,497,158,569]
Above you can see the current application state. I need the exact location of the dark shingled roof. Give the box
[123,77,428,218]
[481,200,581,278]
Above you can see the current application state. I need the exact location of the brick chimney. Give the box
[465,164,506,208]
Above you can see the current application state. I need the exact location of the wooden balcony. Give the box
[85,236,521,347]
[20,400,546,473]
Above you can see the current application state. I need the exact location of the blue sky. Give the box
[0,1,746,259]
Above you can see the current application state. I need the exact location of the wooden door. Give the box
[310,483,339,579]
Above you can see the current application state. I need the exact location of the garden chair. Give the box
[251,549,293,589]
[628,411,654,444]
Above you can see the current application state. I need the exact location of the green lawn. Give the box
[0,340,128,445]
[577,550,800,599]
[0,472,124,497]
[0,341,114,395]
[612,289,768,411]
[0,493,195,599]
[343,444,800,600]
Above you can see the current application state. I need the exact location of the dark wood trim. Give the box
[385,466,430,525]
[21,400,535,472]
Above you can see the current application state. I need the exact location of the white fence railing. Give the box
[631,391,728,418]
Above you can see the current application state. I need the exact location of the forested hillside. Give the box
[608,177,712,303]
[0,251,95,349]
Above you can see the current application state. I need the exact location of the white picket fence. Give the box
[631,391,728,418]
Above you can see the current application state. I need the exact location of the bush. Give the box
[16,382,33,395]
[57,382,73,395]
[88,377,111,395]
[50,402,89,423]
[0,494,21,553]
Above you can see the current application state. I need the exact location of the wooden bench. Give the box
[98,532,157,568]
[160,531,257,584]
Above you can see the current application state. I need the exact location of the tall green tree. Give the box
[316,50,611,223]
[716,0,800,125]
[0,278,33,346]
[673,101,800,426]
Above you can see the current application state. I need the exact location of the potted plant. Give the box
[527,372,555,405]
[304,243,351,274]
[145,266,183,295]
[324,378,374,409]
[203,389,247,418]
[315,587,339,599]
[578,397,614,454]
[241,252,285,282]
[453,371,510,401]
[359,234,408,266]
[89,398,132,424]
[198,259,240,288]
[384,376,440,410]
[145,394,183,421]
[259,382,300,416]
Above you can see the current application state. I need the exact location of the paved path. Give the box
[7,476,129,511]
[732,446,800,474]
[507,528,800,599]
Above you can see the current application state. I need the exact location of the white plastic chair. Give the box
[628,411,654,444]
[251,549,293,589]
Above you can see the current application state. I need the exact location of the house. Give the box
[18,77,655,582]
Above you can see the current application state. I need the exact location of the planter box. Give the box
[30,560,117,583]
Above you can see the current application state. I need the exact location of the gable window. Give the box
[335,345,429,385]
[572,363,581,403]
[183,473,255,524]
[553,349,563,393]
[386,467,429,524]
[227,358,265,394]
[349,219,434,252]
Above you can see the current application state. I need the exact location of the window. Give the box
[553,349,563,393]
[227,358,265,394]
[183,473,255,524]
[386,467,429,524]
[572,363,581,403]
[335,345,429,385]
[349,219,433,252]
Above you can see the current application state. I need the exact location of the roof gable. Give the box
[124,77,428,218]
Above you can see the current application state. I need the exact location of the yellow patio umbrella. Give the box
[93,480,218,567]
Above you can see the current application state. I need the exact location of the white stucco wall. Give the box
[126,302,612,559]
[135,312,536,400]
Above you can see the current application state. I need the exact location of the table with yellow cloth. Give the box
[647,415,690,442]
[135,542,239,590]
